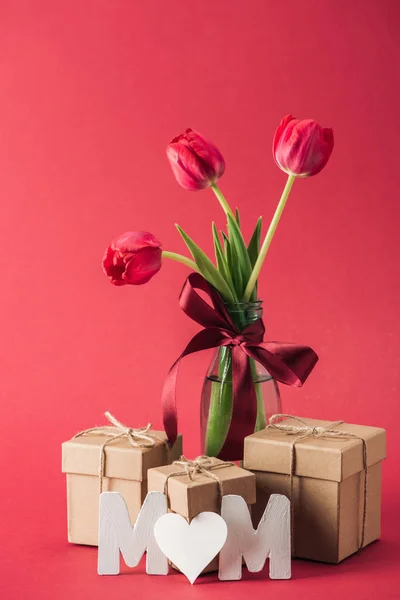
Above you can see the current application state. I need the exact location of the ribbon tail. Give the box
[162,328,230,447]
[218,341,318,460]
[245,343,318,387]
[218,346,258,461]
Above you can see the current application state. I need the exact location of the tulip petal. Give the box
[103,231,163,286]
[273,115,295,154]
[273,115,334,177]
[273,115,300,172]
[112,231,162,253]
[123,247,162,285]
[184,128,226,180]
[166,128,225,191]
[167,142,211,190]
[102,246,127,285]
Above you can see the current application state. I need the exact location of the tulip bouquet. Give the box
[103,116,334,459]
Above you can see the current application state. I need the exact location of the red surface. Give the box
[1,1,399,598]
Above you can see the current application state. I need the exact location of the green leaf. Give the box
[221,231,234,270]
[175,224,235,303]
[246,217,262,300]
[235,207,241,228]
[247,217,262,267]
[220,230,242,298]
[212,224,237,300]
[226,213,253,298]
[221,232,230,260]
[227,214,253,276]
[230,250,244,297]
[212,223,226,271]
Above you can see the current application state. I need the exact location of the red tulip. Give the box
[166,128,225,191]
[273,115,334,177]
[102,231,162,286]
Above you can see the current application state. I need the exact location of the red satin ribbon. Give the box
[162,273,318,460]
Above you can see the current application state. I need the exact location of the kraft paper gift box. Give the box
[147,457,256,573]
[243,416,386,564]
[62,415,182,546]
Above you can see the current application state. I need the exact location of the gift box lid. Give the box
[243,417,386,483]
[147,459,256,519]
[62,431,182,482]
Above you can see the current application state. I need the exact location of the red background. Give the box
[1,1,399,598]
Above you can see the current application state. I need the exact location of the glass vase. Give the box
[200,300,281,459]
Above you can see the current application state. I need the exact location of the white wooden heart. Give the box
[153,512,227,584]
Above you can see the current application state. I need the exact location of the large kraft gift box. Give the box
[62,420,182,546]
[243,416,386,564]
[147,458,256,573]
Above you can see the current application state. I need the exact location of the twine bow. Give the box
[73,412,165,493]
[268,414,368,551]
[164,455,234,499]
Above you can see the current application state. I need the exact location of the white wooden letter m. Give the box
[98,491,168,575]
[219,494,291,580]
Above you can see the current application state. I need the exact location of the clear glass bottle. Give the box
[200,300,281,459]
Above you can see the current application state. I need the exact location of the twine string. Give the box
[73,411,166,493]
[267,414,368,552]
[163,455,235,505]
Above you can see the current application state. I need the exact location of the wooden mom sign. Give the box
[98,491,291,583]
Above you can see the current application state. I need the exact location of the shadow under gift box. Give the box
[147,460,256,573]
[243,417,386,564]
[61,431,182,545]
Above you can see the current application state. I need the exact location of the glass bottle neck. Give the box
[225,300,263,331]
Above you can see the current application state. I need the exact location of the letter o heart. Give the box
[153,512,228,584]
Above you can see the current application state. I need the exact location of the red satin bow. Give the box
[162,273,318,460]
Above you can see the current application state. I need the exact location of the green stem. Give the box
[211,183,236,220]
[162,250,200,272]
[243,174,296,301]
[204,347,233,456]
[204,307,263,456]
[250,357,267,430]
[205,352,267,456]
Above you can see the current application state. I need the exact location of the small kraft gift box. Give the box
[243,415,386,564]
[147,455,256,573]
[62,412,182,546]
